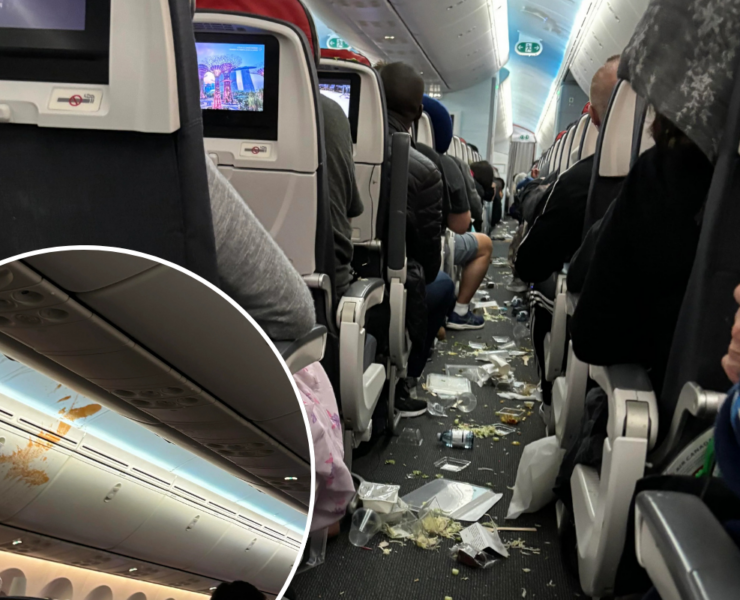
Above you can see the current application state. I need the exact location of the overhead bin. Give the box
[0,255,310,509]
[0,396,299,595]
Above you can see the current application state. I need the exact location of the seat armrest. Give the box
[636,491,740,600]
[590,364,658,449]
[274,325,327,374]
[304,273,335,333]
[337,278,385,329]
[651,382,727,465]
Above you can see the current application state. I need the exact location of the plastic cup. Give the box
[349,508,383,547]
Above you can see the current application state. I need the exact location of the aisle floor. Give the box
[295,232,582,599]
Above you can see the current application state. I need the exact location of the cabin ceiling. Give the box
[304,0,508,92]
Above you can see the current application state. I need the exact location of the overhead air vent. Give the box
[173,486,206,502]
[82,444,129,468]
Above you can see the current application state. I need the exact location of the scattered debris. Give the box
[385,459,396,465]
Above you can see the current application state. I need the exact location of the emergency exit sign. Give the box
[327,36,351,50]
[516,41,542,56]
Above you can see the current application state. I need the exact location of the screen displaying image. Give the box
[196,42,266,112]
[0,0,86,31]
[319,80,351,118]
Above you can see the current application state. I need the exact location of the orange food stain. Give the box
[0,401,101,487]
[0,439,51,486]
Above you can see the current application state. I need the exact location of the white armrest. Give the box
[650,382,726,465]
[590,364,659,450]
[338,278,386,444]
[636,491,740,600]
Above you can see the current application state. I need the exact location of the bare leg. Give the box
[457,233,493,304]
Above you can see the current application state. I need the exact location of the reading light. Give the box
[384,35,395,40]
[284,476,298,481]
[129,567,138,573]
[12,539,22,546]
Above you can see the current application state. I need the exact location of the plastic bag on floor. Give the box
[506,435,565,519]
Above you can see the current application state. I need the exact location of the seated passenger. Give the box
[514,56,619,285]
[556,0,738,517]
[211,581,265,600]
[319,95,365,298]
[455,156,484,233]
[205,157,315,341]
[377,61,445,416]
[512,56,619,416]
[492,176,506,229]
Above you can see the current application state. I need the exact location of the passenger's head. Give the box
[530,162,540,178]
[588,55,620,128]
[422,95,453,154]
[470,161,495,190]
[211,581,265,600]
[377,62,425,129]
[494,177,506,198]
[619,0,740,162]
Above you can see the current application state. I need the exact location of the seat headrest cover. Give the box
[198,0,319,65]
[320,49,371,67]
[422,95,453,154]
[582,102,591,114]
[555,130,567,141]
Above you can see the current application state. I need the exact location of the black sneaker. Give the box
[396,396,428,418]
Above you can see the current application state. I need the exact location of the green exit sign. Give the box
[515,41,542,56]
[327,36,351,50]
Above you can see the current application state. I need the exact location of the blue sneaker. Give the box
[447,310,485,330]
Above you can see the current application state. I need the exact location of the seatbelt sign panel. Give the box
[48,88,103,112]
[240,142,273,159]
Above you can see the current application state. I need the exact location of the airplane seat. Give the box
[0,0,218,283]
[582,79,642,235]
[560,123,578,173]
[580,119,599,161]
[417,111,435,149]
[635,492,740,600]
[568,115,590,169]
[317,50,412,441]
[568,76,734,597]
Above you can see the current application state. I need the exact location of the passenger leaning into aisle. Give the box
[375,61,447,417]
[555,0,738,515]
[512,56,619,425]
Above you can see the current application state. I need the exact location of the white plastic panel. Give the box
[569,114,590,165]
[114,496,228,570]
[581,121,599,160]
[242,545,296,594]
[562,125,578,171]
[197,14,318,175]
[216,168,317,277]
[198,524,278,582]
[352,164,381,243]
[9,454,164,550]
[0,0,179,134]
[418,112,434,148]
[599,81,637,177]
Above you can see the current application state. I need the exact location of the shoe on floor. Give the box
[506,278,529,293]
[396,396,427,418]
[447,310,485,330]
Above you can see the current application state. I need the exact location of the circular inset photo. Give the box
[0,247,330,600]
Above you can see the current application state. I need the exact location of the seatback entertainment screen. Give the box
[0,0,86,31]
[319,80,351,118]
[196,42,266,112]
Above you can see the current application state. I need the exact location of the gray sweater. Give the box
[205,157,316,341]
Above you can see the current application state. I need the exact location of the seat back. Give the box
[659,58,740,427]
[196,3,325,276]
[418,111,435,148]
[580,119,599,160]
[0,0,217,282]
[452,135,463,159]
[582,80,642,235]
[569,114,590,166]
[551,137,564,175]
[318,54,386,244]
[561,124,577,172]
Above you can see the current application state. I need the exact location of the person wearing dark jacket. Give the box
[512,55,619,419]
[377,61,445,416]
[556,0,736,519]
